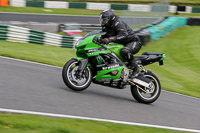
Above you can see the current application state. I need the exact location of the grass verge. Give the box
[0,6,121,16]
[137,26,200,98]
[0,41,76,67]
[0,26,200,98]
[0,6,200,17]
[0,113,189,133]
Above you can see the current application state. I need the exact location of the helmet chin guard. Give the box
[99,15,109,26]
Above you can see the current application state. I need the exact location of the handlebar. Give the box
[92,36,102,46]
[92,36,109,46]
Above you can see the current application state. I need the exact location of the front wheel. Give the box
[130,71,161,104]
[62,58,92,91]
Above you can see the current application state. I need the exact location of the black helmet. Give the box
[99,9,116,27]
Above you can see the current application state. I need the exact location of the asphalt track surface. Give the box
[0,12,99,24]
[0,12,158,25]
[0,56,200,131]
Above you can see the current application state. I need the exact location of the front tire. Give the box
[130,71,161,104]
[62,58,92,91]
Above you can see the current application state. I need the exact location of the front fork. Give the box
[77,58,89,77]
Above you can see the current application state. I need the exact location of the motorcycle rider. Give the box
[98,9,142,77]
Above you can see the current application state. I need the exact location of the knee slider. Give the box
[121,48,133,61]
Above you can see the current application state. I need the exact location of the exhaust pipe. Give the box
[129,75,153,88]
[131,78,150,88]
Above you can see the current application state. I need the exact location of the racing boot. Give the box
[128,59,140,79]
[121,50,140,78]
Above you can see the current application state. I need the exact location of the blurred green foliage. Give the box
[0,113,188,133]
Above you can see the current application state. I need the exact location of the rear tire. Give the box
[62,58,92,91]
[130,71,161,104]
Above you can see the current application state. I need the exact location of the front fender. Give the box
[72,57,91,67]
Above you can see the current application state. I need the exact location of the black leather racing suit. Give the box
[101,16,142,66]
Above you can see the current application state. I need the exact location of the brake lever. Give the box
[92,37,107,46]
[94,40,103,46]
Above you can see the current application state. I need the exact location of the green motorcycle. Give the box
[62,31,165,104]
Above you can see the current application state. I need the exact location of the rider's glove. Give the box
[101,37,116,45]
[101,38,110,44]
[92,36,101,44]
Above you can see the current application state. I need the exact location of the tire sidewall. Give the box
[131,71,161,104]
[62,59,92,91]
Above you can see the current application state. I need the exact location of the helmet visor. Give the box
[99,15,109,26]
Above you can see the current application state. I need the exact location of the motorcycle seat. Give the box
[142,52,163,56]
[135,52,164,65]
[135,55,148,61]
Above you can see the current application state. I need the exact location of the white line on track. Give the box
[0,108,200,133]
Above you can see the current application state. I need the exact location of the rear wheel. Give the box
[62,58,92,91]
[130,71,161,104]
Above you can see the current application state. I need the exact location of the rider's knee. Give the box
[120,47,133,61]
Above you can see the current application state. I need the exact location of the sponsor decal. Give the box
[102,64,120,70]
[96,56,103,65]
[96,64,105,67]
[107,46,121,48]
[87,49,97,53]
[101,78,111,82]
